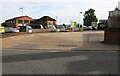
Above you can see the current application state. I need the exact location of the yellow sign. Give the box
[0,27,5,33]
[70,22,76,28]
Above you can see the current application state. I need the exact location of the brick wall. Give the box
[104,28,120,44]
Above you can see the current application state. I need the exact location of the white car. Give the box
[82,26,92,30]
[48,25,57,32]
[13,28,19,32]
[55,25,66,32]
[26,26,32,33]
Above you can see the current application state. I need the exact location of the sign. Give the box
[70,22,76,28]
[92,22,97,27]
[0,27,4,33]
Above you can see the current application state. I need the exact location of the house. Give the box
[104,8,120,44]
[30,16,56,29]
[3,16,32,28]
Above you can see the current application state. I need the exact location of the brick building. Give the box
[30,16,56,29]
[2,16,32,28]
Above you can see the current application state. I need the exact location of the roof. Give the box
[31,19,38,21]
[5,16,32,22]
[37,16,56,21]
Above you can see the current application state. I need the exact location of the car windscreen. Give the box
[56,25,64,29]
[48,26,54,29]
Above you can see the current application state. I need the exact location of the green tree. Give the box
[83,8,98,27]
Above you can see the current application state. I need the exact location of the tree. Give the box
[83,8,98,27]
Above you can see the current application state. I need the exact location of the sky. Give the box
[0,0,120,24]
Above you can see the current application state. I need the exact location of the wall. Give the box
[104,11,120,44]
[104,28,120,44]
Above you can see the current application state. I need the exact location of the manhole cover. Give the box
[58,44,77,47]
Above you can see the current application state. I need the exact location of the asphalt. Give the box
[2,50,118,74]
[1,31,119,74]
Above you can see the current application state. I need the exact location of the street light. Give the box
[80,12,82,24]
[79,12,83,31]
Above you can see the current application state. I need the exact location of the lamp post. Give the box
[79,12,82,31]
[80,12,82,24]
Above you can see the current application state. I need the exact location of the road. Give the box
[2,31,119,74]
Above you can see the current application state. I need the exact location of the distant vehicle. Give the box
[40,25,44,29]
[64,24,80,32]
[5,27,13,33]
[64,25,71,32]
[98,23,106,30]
[26,26,32,33]
[4,27,19,33]
[19,26,26,32]
[48,25,57,32]
[19,26,32,32]
[55,25,65,32]
[82,26,92,30]
[12,28,19,33]
[30,25,43,29]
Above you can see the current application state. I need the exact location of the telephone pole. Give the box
[20,7,24,26]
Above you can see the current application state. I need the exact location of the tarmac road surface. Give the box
[2,49,118,74]
[2,31,119,74]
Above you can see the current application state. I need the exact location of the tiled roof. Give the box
[37,16,56,21]
[5,16,32,22]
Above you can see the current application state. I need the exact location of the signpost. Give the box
[0,26,4,33]
[70,21,76,31]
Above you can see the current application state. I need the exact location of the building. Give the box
[2,16,32,28]
[30,16,56,29]
[104,8,120,44]
[98,19,108,30]
[118,1,120,9]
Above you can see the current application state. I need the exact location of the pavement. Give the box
[1,31,119,74]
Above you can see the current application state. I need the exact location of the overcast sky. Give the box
[0,0,119,24]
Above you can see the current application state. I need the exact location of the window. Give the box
[18,20,22,24]
[24,20,29,24]
[13,20,15,23]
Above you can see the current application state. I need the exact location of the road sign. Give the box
[70,22,76,28]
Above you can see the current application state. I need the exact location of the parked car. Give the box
[4,27,19,33]
[64,25,71,32]
[82,26,92,30]
[26,26,32,33]
[55,25,66,32]
[47,25,57,32]
[12,28,19,32]
[31,25,44,29]
[19,26,26,32]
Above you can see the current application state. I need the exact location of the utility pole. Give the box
[20,7,24,26]
[56,16,57,25]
